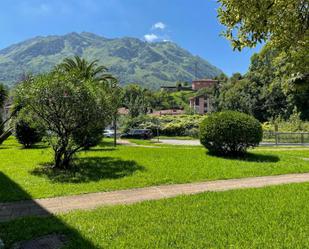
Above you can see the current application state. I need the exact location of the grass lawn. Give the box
[1,137,309,202]
[1,183,309,248]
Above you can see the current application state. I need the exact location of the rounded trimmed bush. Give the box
[200,111,262,156]
[15,119,44,148]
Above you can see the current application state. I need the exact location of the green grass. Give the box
[1,183,309,248]
[127,139,187,147]
[1,137,309,202]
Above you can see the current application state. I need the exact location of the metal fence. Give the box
[263,131,309,145]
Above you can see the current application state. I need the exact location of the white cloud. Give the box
[144,33,159,42]
[152,22,166,30]
[144,22,171,42]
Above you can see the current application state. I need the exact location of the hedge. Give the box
[200,111,262,156]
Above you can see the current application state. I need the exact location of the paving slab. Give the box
[1,173,309,222]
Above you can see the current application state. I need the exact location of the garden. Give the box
[1,136,309,203]
[0,0,308,247]
[0,57,308,248]
[1,136,309,248]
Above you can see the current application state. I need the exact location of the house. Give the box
[1,98,13,124]
[189,79,218,114]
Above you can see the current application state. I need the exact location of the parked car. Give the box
[121,129,153,139]
[103,129,115,138]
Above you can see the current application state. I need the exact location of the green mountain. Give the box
[0,32,223,89]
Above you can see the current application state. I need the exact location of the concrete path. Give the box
[1,173,309,222]
[156,139,201,146]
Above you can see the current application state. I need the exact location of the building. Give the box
[191,79,217,91]
[1,98,13,125]
[189,79,218,115]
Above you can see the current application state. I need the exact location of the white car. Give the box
[103,129,115,138]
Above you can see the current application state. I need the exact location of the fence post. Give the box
[274,125,278,146]
[301,133,304,144]
[275,132,278,145]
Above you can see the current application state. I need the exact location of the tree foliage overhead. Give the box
[217,0,309,84]
[217,0,309,51]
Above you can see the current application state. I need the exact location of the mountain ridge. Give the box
[0,32,223,89]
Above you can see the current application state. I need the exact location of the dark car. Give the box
[121,129,153,139]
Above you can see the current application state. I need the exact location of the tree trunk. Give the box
[54,146,76,170]
[54,149,64,169]
[62,151,73,169]
[113,114,117,147]
[0,129,12,145]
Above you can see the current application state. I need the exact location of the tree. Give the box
[0,84,7,139]
[217,44,309,121]
[217,0,309,87]
[58,56,115,83]
[59,56,120,146]
[123,84,150,118]
[0,84,7,109]
[217,0,308,51]
[15,119,43,148]
[16,69,113,169]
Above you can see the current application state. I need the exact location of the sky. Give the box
[0,0,263,76]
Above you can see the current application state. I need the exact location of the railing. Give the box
[263,131,309,145]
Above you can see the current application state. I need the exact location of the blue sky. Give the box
[0,0,262,76]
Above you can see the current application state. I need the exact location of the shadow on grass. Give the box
[19,144,50,150]
[0,172,97,248]
[31,157,145,183]
[86,147,116,152]
[206,151,280,163]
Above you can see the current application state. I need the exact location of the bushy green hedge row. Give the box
[262,112,309,132]
[121,115,204,137]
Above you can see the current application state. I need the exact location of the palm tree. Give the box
[58,56,117,86]
[0,84,7,109]
[58,56,121,146]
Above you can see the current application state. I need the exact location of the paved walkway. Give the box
[1,173,309,222]
[157,139,201,146]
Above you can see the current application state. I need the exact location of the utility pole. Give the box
[113,114,117,147]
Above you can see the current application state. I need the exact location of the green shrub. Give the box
[263,110,309,132]
[161,122,185,136]
[122,115,158,133]
[73,127,104,150]
[122,114,204,137]
[184,127,199,138]
[200,111,262,156]
[15,119,44,148]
